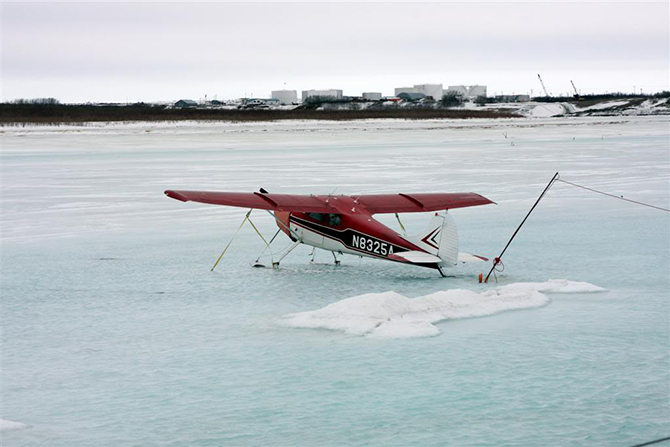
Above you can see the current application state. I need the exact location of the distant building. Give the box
[271,90,298,105]
[237,98,281,109]
[395,84,443,100]
[447,85,488,99]
[395,86,417,96]
[302,89,344,102]
[174,99,198,108]
[414,84,443,100]
[397,92,427,101]
[495,94,530,103]
[362,92,382,101]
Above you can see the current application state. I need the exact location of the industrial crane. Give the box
[570,80,581,100]
[537,74,550,97]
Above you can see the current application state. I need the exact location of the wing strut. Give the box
[211,209,253,271]
[212,210,291,271]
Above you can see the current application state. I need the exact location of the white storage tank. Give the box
[447,85,487,99]
[271,90,298,105]
[395,84,443,100]
[302,89,344,102]
[362,92,382,101]
[447,85,469,97]
[468,85,487,98]
[414,84,443,100]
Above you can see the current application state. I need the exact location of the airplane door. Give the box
[291,221,324,247]
[301,227,324,247]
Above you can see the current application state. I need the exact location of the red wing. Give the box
[356,193,494,214]
[165,190,334,213]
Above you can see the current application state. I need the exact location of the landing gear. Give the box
[437,265,446,277]
[272,240,301,268]
[309,248,341,266]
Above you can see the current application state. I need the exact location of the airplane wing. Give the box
[165,190,493,214]
[164,190,334,213]
[355,193,494,214]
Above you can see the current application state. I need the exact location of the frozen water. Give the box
[1,116,669,446]
[282,280,607,339]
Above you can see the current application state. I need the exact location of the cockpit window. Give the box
[329,214,341,226]
[307,213,341,226]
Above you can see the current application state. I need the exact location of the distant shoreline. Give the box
[0,103,520,125]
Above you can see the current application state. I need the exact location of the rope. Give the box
[556,179,670,213]
[629,436,670,447]
[211,209,252,271]
[482,173,668,283]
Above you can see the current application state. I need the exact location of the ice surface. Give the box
[0,420,30,431]
[282,280,607,339]
[1,116,668,447]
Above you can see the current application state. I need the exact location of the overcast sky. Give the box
[2,1,668,103]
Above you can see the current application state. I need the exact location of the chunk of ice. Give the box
[0,419,30,431]
[281,280,606,339]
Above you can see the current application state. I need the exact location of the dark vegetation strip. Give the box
[533,91,670,103]
[0,104,520,125]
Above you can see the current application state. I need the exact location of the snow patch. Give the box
[529,103,576,117]
[0,419,30,431]
[281,280,606,339]
[575,100,630,112]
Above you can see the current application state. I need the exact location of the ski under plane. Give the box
[164,189,494,276]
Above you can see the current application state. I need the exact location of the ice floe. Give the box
[281,280,606,339]
[0,419,30,431]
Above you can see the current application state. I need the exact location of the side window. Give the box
[328,214,341,227]
[308,213,324,222]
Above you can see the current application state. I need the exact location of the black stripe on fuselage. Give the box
[290,216,408,259]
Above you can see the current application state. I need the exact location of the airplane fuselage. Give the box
[273,195,433,267]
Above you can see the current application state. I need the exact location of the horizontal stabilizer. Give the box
[458,252,489,263]
[389,251,443,264]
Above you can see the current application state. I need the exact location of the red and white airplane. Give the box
[165,189,494,276]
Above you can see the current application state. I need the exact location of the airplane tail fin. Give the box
[406,213,459,266]
[438,213,459,266]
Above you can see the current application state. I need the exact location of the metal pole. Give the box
[484,172,559,283]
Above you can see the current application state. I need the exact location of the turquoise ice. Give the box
[2,116,669,446]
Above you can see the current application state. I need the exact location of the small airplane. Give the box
[164,189,494,276]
